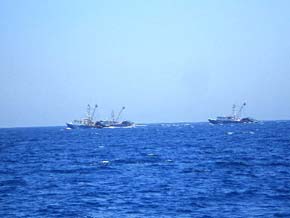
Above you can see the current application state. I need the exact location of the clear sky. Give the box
[1,0,290,127]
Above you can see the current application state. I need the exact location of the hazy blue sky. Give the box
[1,0,290,127]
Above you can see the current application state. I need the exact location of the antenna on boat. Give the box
[116,106,125,122]
[237,102,246,119]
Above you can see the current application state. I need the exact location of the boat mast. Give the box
[87,104,91,120]
[116,106,125,122]
[232,104,236,118]
[111,110,115,122]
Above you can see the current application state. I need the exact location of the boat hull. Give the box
[66,123,102,129]
[109,121,135,128]
[66,121,135,129]
[208,118,256,125]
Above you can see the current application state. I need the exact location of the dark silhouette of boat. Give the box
[208,103,256,124]
[66,105,134,129]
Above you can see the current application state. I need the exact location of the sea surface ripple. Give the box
[0,121,290,217]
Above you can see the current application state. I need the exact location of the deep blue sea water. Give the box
[1,121,290,218]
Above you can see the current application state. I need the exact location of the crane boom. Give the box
[237,102,246,118]
[116,106,125,122]
[91,104,98,121]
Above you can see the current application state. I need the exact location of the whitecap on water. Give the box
[227,132,234,135]
[101,160,110,164]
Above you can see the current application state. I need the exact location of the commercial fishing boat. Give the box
[208,103,256,124]
[95,107,135,128]
[66,104,135,129]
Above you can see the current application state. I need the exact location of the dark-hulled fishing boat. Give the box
[208,103,257,124]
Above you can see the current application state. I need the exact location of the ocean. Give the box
[0,121,290,217]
